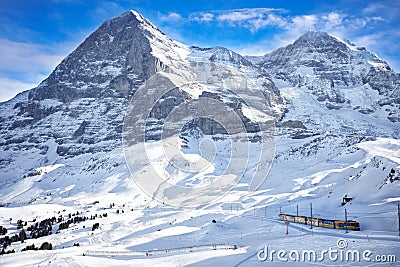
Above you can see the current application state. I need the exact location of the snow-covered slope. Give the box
[0,13,399,267]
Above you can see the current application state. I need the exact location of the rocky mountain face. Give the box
[2,11,160,160]
[0,11,284,202]
[253,31,399,123]
[0,11,399,207]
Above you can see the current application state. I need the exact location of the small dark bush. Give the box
[40,242,52,250]
[92,223,99,231]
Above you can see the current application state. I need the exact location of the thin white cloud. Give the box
[0,39,67,102]
[216,8,274,22]
[187,8,376,37]
[352,33,384,49]
[189,8,287,33]
[0,39,64,73]
[346,16,386,30]
[289,15,318,32]
[249,13,287,32]
[159,12,182,22]
[216,8,287,33]
[167,8,369,37]
[323,12,344,30]
[184,7,391,45]
[190,12,214,22]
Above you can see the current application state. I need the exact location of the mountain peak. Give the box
[128,10,145,21]
[294,31,345,47]
[109,10,147,25]
[262,29,390,71]
[294,31,365,53]
[29,10,162,102]
[297,30,329,40]
[98,10,162,38]
[97,10,150,34]
[29,10,191,103]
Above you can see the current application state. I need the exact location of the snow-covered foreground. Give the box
[0,201,399,266]
[0,136,399,266]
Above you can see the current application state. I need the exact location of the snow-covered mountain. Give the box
[251,31,400,123]
[0,10,285,206]
[0,11,399,266]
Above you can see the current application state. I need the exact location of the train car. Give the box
[294,215,307,224]
[279,214,297,223]
[285,214,295,222]
[306,217,320,227]
[313,218,320,227]
[334,220,360,231]
[347,221,360,231]
[319,219,335,229]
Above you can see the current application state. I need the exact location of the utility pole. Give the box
[297,205,299,216]
[345,208,348,234]
[398,204,400,237]
[310,203,313,229]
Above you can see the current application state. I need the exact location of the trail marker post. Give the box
[285,221,290,235]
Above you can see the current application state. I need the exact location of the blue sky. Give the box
[0,0,399,102]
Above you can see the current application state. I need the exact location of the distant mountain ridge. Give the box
[248,30,399,122]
